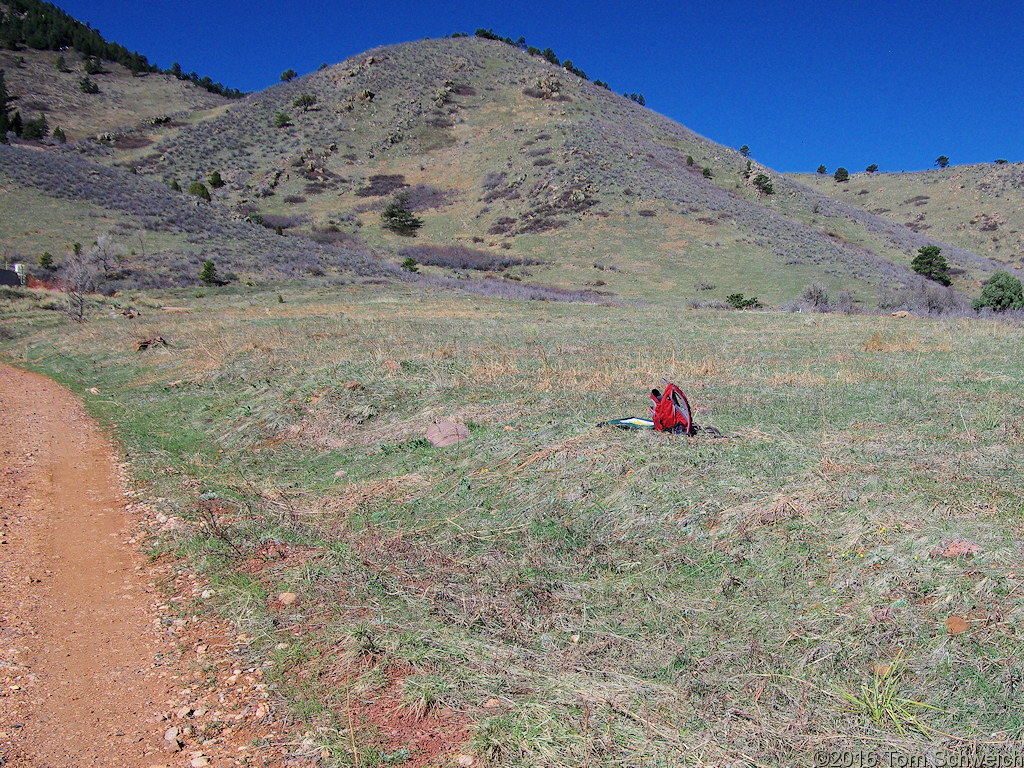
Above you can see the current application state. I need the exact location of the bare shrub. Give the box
[260,213,306,230]
[59,245,103,321]
[801,282,830,310]
[487,217,517,235]
[518,216,566,234]
[481,172,506,190]
[355,174,407,197]
[878,280,971,316]
[398,244,541,271]
[421,275,609,303]
[402,184,456,211]
[686,298,731,310]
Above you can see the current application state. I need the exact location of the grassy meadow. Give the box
[2,282,1022,767]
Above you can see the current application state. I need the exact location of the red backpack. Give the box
[650,382,693,434]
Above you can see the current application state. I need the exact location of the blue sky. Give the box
[54,0,1024,173]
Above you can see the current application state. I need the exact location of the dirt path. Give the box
[0,365,296,767]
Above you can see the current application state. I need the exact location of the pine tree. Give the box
[911,245,951,286]
[381,193,423,235]
[199,260,219,285]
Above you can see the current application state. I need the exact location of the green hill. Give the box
[2,32,1015,307]
[119,36,1013,303]
[791,164,1024,279]
[0,46,228,142]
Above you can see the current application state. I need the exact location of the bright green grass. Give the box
[2,283,1022,766]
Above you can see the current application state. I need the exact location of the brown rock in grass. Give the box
[426,421,470,447]
[945,615,970,635]
[930,539,983,559]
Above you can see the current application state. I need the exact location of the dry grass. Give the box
[3,280,1023,767]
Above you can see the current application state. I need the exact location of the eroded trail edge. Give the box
[0,364,293,767]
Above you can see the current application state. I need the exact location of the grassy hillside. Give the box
[0,47,228,141]
[3,33,1013,307]
[0,143,388,285]
[792,164,1024,280]
[2,280,1022,766]
[101,35,1001,305]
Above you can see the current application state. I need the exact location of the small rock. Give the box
[931,539,983,559]
[945,615,970,635]
[425,421,470,448]
[163,726,179,742]
[457,754,475,767]
[482,698,502,709]
[278,591,298,606]
[190,756,210,768]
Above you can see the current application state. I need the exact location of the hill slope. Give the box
[0,47,228,141]
[2,33,1014,305]
[792,164,1024,275]
[107,35,1006,303]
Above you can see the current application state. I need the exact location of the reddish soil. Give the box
[0,364,302,767]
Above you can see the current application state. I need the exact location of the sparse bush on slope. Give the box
[0,144,394,286]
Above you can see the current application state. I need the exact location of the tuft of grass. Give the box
[838,651,940,736]
[399,674,449,721]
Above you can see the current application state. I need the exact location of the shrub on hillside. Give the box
[752,173,774,195]
[398,244,540,271]
[188,181,211,201]
[726,293,761,309]
[292,94,317,112]
[801,282,829,310]
[972,271,1024,311]
[21,114,48,141]
[355,174,407,197]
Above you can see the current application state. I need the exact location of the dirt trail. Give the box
[0,364,294,767]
